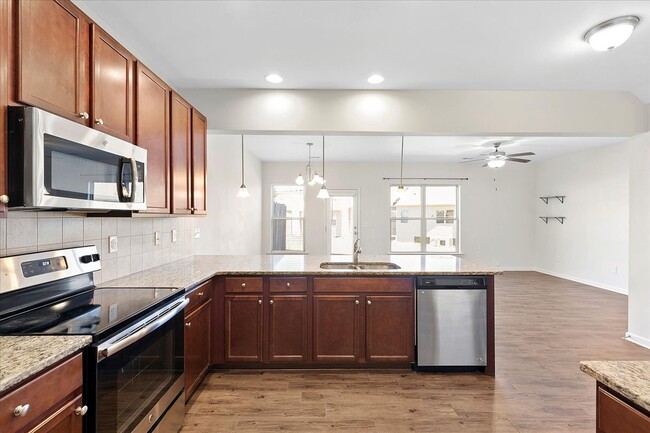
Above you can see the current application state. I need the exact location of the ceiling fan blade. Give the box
[482,163,488,167]
[506,158,531,163]
[507,152,535,157]
[458,158,485,164]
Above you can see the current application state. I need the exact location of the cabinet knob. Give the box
[258,299,262,305]
[367,300,372,305]
[269,300,274,305]
[95,118,104,126]
[185,322,191,328]
[0,194,9,204]
[79,112,89,120]
[13,404,30,417]
[355,300,359,305]
[75,405,88,416]
[197,292,204,296]
[286,282,291,288]
[241,283,246,288]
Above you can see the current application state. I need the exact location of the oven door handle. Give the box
[98,298,189,361]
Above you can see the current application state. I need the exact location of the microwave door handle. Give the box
[129,158,138,203]
[117,158,128,202]
[98,298,189,361]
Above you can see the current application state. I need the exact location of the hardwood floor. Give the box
[182,272,650,432]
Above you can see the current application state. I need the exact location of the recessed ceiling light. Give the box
[367,74,384,84]
[584,16,640,51]
[266,74,283,84]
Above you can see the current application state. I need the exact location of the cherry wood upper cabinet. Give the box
[170,91,192,214]
[16,0,90,125]
[135,62,170,213]
[1,0,9,215]
[91,24,134,142]
[191,109,207,215]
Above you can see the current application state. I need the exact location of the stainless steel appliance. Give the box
[0,247,186,433]
[7,106,147,211]
[415,275,487,370]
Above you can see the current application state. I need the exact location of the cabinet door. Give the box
[91,24,134,142]
[268,295,308,363]
[225,295,263,362]
[313,295,360,363]
[365,295,414,363]
[31,395,84,433]
[170,91,192,214]
[1,0,8,215]
[136,62,170,213]
[185,299,212,402]
[191,109,207,215]
[17,0,90,124]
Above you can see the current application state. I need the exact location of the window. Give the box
[390,185,459,253]
[271,185,305,252]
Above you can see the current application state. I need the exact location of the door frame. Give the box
[324,189,360,255]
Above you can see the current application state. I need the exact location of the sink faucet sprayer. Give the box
[353,239,362,263]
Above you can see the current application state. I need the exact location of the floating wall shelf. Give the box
[539,217,566,224]
[539,195,566,204]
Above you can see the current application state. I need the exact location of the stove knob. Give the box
[80,255,93,264]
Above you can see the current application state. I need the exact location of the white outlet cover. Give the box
[172,229,177,242]
[154,231,161,246]
[109,236,118,253]
[194,228,201,239]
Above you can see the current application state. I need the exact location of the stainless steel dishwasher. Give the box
[415,275,487,370]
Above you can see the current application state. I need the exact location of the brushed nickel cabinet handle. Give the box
[258,299,262,305]
[367,300,372,305]
[286,282,291,288]
[241,283,246,288]
[14,404,30,417]
[0,195,9,204]
[79,112,89,119]
[197,292,204,296]
[95,118,104,126]
[355,300,359,305]
[270,300,274,305]
[185,322,191,328]
[75,405,88,416]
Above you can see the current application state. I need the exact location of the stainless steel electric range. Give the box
[0,246,188,433]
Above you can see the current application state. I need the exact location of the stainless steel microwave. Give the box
[8,107,147,211]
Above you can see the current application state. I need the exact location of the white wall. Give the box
[534,142,631,293]
[194,134,263,255]
[183,89,647,136]
[262,161,535,269]
[627,132,650,348]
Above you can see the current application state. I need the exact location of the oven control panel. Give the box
[21,256,68,277]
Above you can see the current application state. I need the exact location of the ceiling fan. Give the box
[460,142,535,168]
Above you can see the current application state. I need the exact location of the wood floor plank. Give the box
[182,272,650,432]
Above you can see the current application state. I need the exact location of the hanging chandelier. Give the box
[295,143,325,186]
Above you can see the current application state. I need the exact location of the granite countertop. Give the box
[101,254,501,290]
[0,336,92,393]
[580,360,650,412]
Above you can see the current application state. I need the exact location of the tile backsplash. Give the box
[0,212,198,284]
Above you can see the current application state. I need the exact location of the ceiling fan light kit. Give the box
[584,16,640,51]
[460,141,536,168]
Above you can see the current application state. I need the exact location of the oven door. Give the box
[92,298,188,433]
[12,106,147,211]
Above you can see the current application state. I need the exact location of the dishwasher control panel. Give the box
[416,276,487,289]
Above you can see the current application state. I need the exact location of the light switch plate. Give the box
[154,231,161,246]
[171,229,177,243]
[109,236,118,253]
[194,228,201,239]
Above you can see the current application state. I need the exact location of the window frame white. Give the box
[270,183,306,253]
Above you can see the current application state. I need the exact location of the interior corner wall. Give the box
[262,161,535,269]
[627,132,650,348]
[533,142,631,293]
[194,134,263,255]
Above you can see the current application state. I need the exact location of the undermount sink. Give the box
[319,262,401,270]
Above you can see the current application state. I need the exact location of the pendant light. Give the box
[237,135,250,198]
[295,143,324,186]
[317,136,329,199]
[397,136,406,193]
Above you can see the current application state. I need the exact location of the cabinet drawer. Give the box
[597,386,650,433]
[313,277,413,293]
[0,353,83,433]
[225,277,263,293]
[186,280,212,314]
[269,277,307,293]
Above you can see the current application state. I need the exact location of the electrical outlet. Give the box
[194,228,201,239]
[154,231,161,246]
[171,229,177,243]
[109,236,118,253]
[612,266,618,274]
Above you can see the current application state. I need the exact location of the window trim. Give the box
[389,184,461,254]
[270,183,306,253]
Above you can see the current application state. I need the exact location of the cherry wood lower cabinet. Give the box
[0,353,85,433]
[1,0,8,215]
[597,384,650,433]
[224,295,264,363]
[365,295,414,363]
[268,295,308,362]
[184,299,212,402]
[313,295,361,363]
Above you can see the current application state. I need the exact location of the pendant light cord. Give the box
[400,136,404,186]
[241,135,245,184]
[322,136,326,179]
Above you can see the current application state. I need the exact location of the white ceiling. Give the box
[240,135,626,163]
[75,1,650,102]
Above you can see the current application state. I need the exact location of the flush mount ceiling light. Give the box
[584,16,640,51]
[237,135,250,198]
[295,143,325,186]
[266,73,283,84]
[317,136,330,199]
[367,74,384,84]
